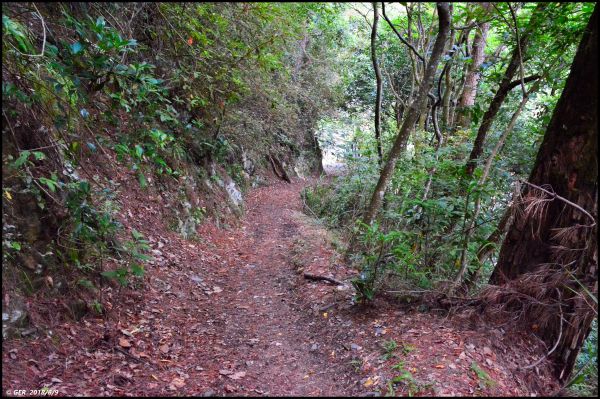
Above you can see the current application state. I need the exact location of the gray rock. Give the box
[351,343,362,351]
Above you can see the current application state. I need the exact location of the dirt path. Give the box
[2,178,560,396]
[2,179,359,396]
[196,180,355,395]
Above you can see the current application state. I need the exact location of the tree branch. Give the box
[507,74,540,90]
[518,179,597,227]
[381,2,425,63]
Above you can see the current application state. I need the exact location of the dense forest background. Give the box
[2,2,597,396]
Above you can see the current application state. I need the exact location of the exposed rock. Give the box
[2,304,30,340]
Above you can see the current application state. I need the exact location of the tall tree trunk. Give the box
[489,6,598,381]
[441,29,455,130]
[465,2,548,177]
[453,88,533,288]
[371,2,383,165]
[363,2,451,225]
[455,3,491,129]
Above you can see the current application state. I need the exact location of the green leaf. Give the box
[45,44,58,57]
[131,229,144,240]
[70,42,84,55]
[566,374,585,387]
[134,144,144,159]
[95,16,105,30]
[3,15,32,52]
[138,172,147,188]
[131,263,144,277]
[38,177,58,192]
[13,151,31,168]
[11,242,21,251]
[78,279,96,289]
[79,181,91,194]
[101,270,118,279]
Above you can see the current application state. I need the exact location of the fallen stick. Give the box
[303,273,345,286]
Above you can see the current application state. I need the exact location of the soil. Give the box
[2,177,561,396]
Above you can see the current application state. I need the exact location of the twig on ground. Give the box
[303,273,345,286]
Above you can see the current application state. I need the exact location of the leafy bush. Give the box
[568,319,598,396]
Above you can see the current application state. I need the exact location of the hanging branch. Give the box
[371,2,384,165]
[421,44,459,202]
[381,2,425,64]
[518,180,597,227]
[507,3,527,96]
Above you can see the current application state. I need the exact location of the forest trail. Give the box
[187,179,356,396]
[2,178,558,396]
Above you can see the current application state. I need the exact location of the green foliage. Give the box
[470,361,496,389]
[2,15,33,53]
[568,319,598,396]
[3,2,347,311]
[381,339,399,360]
[386,361,432,397]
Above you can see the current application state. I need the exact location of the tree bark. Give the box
[453,88,532,288]
[459,206,515,294]
[371,2,383,165]
[441,29,455,130]
[363,3,451,225]
[489,5,598,381]
[465,2,548,177]
[455,3,491,129]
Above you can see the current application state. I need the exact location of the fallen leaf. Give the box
[219,369,233,376]
[228,371,246,380]
[364,377,374,387]
[434,364,445,369]
[119,338,132,348]
[121,329,134,337]
[159,344,170,354]
[171,377,185,388]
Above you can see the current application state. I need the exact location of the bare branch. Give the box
[381,2,425,63]
[518,179,597,227]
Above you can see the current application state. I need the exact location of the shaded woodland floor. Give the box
[2,178,561,396]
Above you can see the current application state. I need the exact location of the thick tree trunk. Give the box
[489,6,598,381]
[465,3,547,177]
[371,2,383,165]
[363,3,451,225]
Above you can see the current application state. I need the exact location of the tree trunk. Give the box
[465,2,547,177]
[453,87,532,288]
[459,206,515,294]
[363,2,451,225]
[441,29,455,130]
[489,6,598,381]
[455,3,491,129]
[371,2,383,165]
